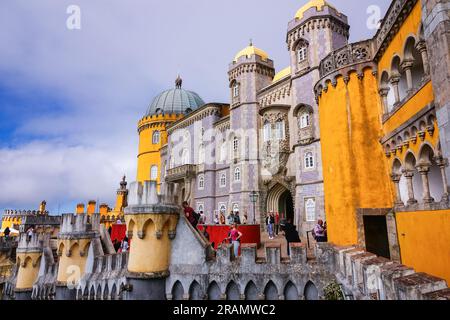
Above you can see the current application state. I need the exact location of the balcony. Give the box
[166,164,198,183]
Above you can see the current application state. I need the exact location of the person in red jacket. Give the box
[275,212,280,236]
[182,201,198,228]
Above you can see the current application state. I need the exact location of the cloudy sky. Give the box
[0,0,390,214]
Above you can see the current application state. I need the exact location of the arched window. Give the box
[220,173,226,187]
[219,203,227,215]
[305,198,316,222]
[234,167,241,182]
[150,165,158,180]
[232,82,240,98]
[297,43,308,64]
[197,203,204,213]
[300,113,310,129]
[263,122,271,142]
[232,203,239,213]
[304,152,314,169]
[275,121,285,140]
[152,131,160,144]
[198,175,205,190]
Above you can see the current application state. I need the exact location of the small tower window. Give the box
[152,131,160,144]
[304,152,314,169]
[198,175,205,190]
[234,167,241,182]
[232,82,240,98]
[220,173,227,187]
[263,122,271,142]
[275,121,285,140]
[150,165,158,180]
[300,113,310,129]
[297,44,308,63]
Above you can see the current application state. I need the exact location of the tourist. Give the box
[113,239,121,252]
[120,236,129,253]
[108,226,112,236]
[233,211,241,225]
[182,201,198,228]
[266,213,275,240]
[201,226,210,241]
[282,218,301,256]
[228,223,243,257]
[3,227,10,239]
[275,212,280,236]
[227,211,235,225]
[219,213,226,225]
[26,226,34,241]
[199,211,206,225]
[313,219,327,242]
[242,214,248,225]
[213,214,219,225]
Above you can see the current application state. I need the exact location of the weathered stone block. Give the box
[394,272,447,300]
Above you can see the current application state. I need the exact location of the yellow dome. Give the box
[295,0,336,20]
[234,43,269,62]
[272,67,291,83]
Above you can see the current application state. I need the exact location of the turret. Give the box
[14,233,47,300]
[124,180,179,299]
[55,213,101,299]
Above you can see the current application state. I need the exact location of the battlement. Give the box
[59,213,100,236]
[16,233,49,253]
[3,209,49,217]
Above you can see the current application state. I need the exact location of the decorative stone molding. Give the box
[228,63,275,82]
[258,81,291,107]
[167,105,224,134]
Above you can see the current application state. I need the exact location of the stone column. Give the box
[415,40,430,76]
[416,164,434,204]
[379,88,390,114]
[390,174,405,207]
[435,156,449,203]
[402,170,417,205]
[401,60,414,93]
[390,76,401,105]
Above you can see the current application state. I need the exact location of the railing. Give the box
[166,164,198,182]
[319,39,374,78]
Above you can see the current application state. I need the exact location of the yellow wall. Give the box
[1,216,21,231]
[16,253,41,290]
[57,241,89,284]
[378,0,423,75]
[396,210,450,284]
[318,69,394,245]
[136,114,182,185]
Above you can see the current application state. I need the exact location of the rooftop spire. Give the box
[249,38,253,47]
[120,175,127,190]
[175,75,182,89]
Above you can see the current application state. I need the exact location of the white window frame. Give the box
[305,198,316,222]
[232,82,240,98]
[297,45,307,63]
[263,122,271,142]
[232,203,239,213]
[234,167,241,182]
[198,174,205,190]
[150,165,158,180]
[304,152,315,169]
[275,121,285,140]
[233,137,239,151]
[220,173,227,188]
[219,203,227,215]
[152,130,160,144]
[300,113,310,129]
[197,202,205,213]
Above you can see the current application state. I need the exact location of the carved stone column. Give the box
[391,173,404,207]
[390,76,401,105]
[416,164,434,204]
[379,87,390,114]
[435,156,449,203]
[415,40,430,76]
[401,60,414,93]
[402,170,417,205]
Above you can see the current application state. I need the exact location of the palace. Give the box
[0,0,449,300]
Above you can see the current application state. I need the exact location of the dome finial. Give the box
[175,75,182,89]
[249,38,253,47]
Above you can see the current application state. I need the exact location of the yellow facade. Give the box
[56,239,90,284]
[318,70,394,246]
[16,252,41,290]
[125,213,178,274]
[136,113,182,186]
[396,210,450,284]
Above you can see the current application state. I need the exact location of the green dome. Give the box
[146,80,205,116]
